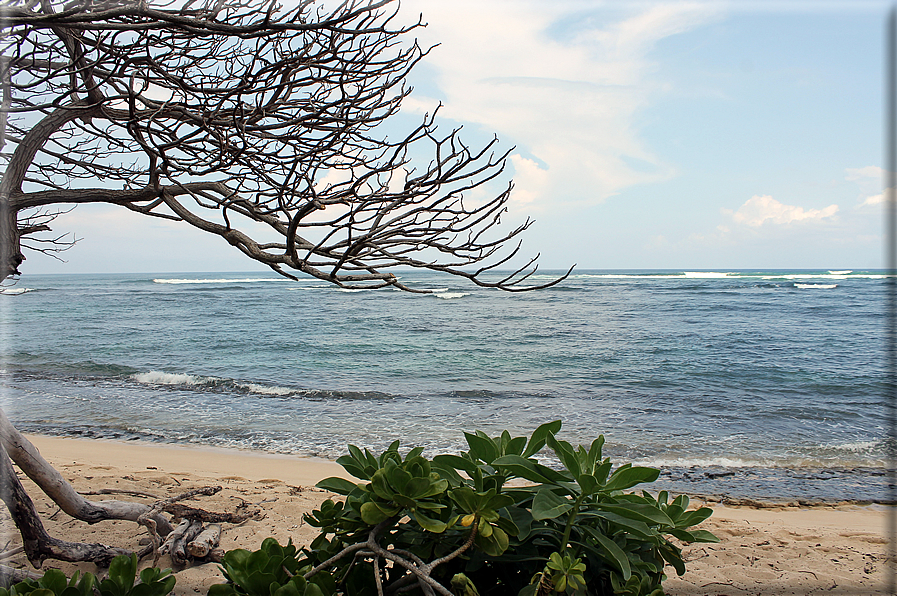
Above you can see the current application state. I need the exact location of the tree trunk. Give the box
[0,199,23,278]
[0,408,173,534]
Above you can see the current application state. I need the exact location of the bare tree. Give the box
[0,0,571,572]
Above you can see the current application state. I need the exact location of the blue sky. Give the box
[24,0,891,274]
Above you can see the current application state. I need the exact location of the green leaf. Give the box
[546,435,581,478]
[385,465,413,495]
[39,569,67,596]
[678,529,719,543]
[659,542,687,576]
[413,510,448,533]
[492,455,551,484]
[493,514,520,537]
[585,528,632,580]
[594,459,612,484]
[429,460,465,486]
[314,477,358,496]
[675,507,714,529]
[335,456,368,481]
[580,510,657,540]
[587,436,605,469]
[108,554,137,594]
[532,462,574,484]
[464,432,498,463]
[359,501,399,525]
[432,454,479,477]
[597,503,675,528]
[577,473,599,495]
[603,466,660,492]
[531,487,573,521]
[207,586,236,596]
[505,505,534,541]
[506,436,527,456]
[522,420,562,458]
[369,470,395,501]
[475,525,509,556]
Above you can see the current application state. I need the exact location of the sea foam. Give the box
[132,371,209,385]
[153,278,285,285]
[682,271,731,278]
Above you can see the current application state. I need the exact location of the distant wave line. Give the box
[152,278,288,284]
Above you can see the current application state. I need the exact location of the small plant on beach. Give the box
[209,538,335,596]
[286,421,718,596]
[0,555,175,596]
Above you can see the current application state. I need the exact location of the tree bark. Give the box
[0,408,173,534]
[0,444,131,567]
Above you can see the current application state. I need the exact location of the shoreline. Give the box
[16,430,891,504]
[0,434,891,595]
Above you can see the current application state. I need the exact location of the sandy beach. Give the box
[0,435,891,595]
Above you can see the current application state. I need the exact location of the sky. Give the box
[21,0,891,274]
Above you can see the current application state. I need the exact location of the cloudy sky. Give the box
[24,0,890,274]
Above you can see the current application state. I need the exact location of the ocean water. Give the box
[0,269,888,502]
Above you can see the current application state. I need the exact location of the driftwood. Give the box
[160,519,203,566]
[164,503,259,524]
[139,486,252,566]
[0,563,42,588]
[0,409,173,535]
[187,524,221,559]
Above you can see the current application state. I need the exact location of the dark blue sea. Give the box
[0,269,888,502]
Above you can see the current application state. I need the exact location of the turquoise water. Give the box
[0,269,888,501]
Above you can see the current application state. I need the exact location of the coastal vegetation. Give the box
[210,422,719,595]
[2,423,719,596]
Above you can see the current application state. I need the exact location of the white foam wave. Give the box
[0,287,34,295]
[682,271,731,278]
[824,440,880,452]
[238,383,294,396]
[433,292,469,299]
[795,283,837,289]
[633,456,770,468]
[132,371,209,385]
[828,270,852,275]
[153,278,285,285]
[573,274,680,279]
[337,288,369,293]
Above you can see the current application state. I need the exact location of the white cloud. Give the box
[400,1,721,206]
[509,154,549,205]
[729,195,838,226]
[861,193,884,206]
[844,165,883,181]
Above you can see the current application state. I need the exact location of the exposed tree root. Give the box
[0,409,173,535]
[0,444,131,567]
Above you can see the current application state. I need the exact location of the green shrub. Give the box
[296,421,718,595]
[208,538,336,596]
[1,555,174,596]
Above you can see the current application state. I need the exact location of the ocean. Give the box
[0,269,888,503]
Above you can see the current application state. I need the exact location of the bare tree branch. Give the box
[0,0,572,288]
